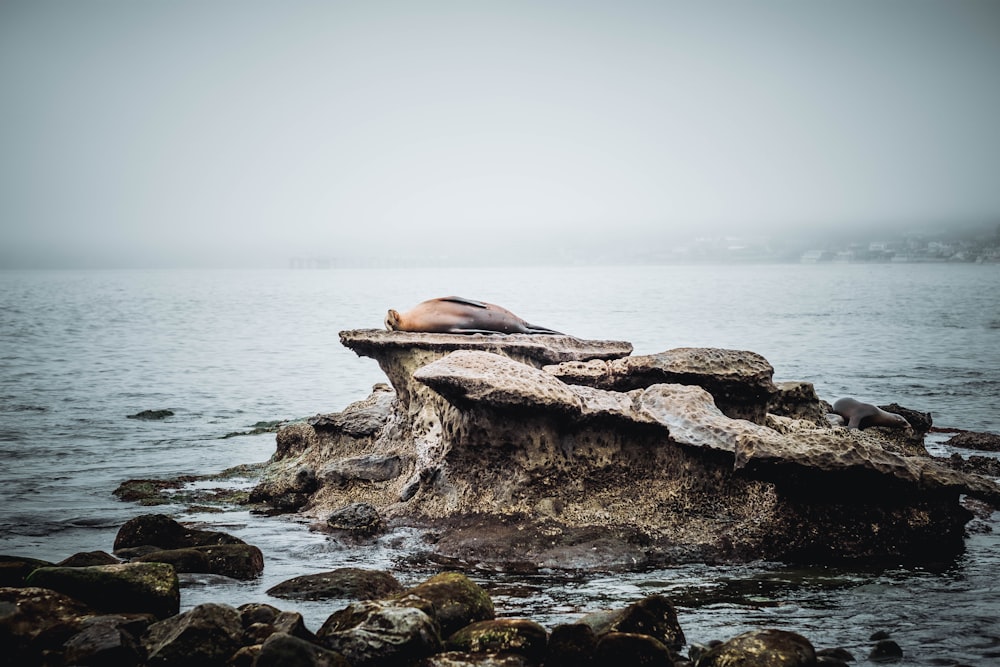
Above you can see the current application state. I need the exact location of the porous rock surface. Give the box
[250,329,1000,570]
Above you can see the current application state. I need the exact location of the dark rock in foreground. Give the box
[24,562,179,619]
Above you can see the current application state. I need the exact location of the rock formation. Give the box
[249,330,1000,571]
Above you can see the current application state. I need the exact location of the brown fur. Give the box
[385,296,561,335]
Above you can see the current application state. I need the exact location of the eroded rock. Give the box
[248,329,1000,570]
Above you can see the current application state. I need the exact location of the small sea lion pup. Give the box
[385,296,563,335]
[832,397,911,430]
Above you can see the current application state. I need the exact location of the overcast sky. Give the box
[2,0,998,267]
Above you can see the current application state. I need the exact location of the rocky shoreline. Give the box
[4,330,999,665]
[3,513,914,666]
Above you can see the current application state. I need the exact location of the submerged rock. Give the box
[127,409,174,420]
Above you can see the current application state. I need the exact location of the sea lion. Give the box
[385,296,563,335]
[832,397,911,430]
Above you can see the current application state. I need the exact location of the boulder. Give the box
[267,567,403,601]
[142,602,243,666]
[594,631,673,666]
[446,618,548,661]
[0,586,98,663]
[189,544,263,579]
[545,623,598,666]
[697,628,816,667]
[326,502,384,535]
[420,652,534,666]
[0,555,52,587]
[25,562,179,619]
[113,514,246,551]
[57,550,121,567]
[578,594,685,651]
[317,599,441,666]
[402,572,495,637]
[255,632,351,667]
[63,615,147,666]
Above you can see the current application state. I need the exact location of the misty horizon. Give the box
[2,1,999,269]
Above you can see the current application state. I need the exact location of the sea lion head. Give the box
[385,309,402,331]
[887,412,911,429]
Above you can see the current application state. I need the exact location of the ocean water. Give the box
[1,264,999,665]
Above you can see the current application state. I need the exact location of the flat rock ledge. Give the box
[250,329,1000,571]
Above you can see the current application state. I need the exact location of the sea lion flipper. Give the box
[524,323,564,335]
[439,296,489,309]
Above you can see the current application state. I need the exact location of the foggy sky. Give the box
[2,0,999,268]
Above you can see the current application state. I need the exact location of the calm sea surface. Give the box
[1,264,998,665]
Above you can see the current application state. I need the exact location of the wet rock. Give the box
[135,544,263,579]
[238,602,281,627]
[403,572,495,637]
[420,651,535,666]
[267,567,403,601]
[142,602,243,666]
[0,555,52,587]
[256,632,351,667]
[816,646,855,662]
[578,594,685,651]
[545,346,778,424]
[57,550,121,567]
[63,615,146,666]
[113,513,246,551]
[944,430,1000,452]
[321,454,406,485]
[446,618,548,660]
[0,586,97,663]
[594,631,673,666]
[127,409,174,420]
[317,599,442,666]
[770,381,828,424]
[25,562,179,619]
[546,623,598,666]
[135,547,212,573]
[697,628,816,667]
[947,453,1000,478]
[326,502,384,535]
[869,639,904,663]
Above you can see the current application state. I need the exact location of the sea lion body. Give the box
[832,397,910,430]
[385,296,562,335]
